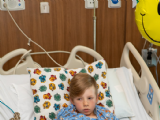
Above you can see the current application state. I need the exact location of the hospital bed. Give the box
[0,42,159,120]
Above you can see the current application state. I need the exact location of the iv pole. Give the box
[93,0,97,61]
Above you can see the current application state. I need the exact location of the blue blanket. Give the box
[55,104,119,120]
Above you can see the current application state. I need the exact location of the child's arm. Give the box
[55,106,72,120]
[55,104,95,120]
[55,104,79,120]
[96,105,119,120]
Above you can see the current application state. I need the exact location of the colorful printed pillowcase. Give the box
[67,59,115,113]
[27,68,71,120]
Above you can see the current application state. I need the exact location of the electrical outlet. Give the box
[108,0,121,8]
[142,49,157,67]
[84,0,98,9]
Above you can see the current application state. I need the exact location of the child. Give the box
[55,73,119,120]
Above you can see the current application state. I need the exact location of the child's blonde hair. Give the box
[70,73,97,100]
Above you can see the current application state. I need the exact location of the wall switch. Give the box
[142,49,157,67]
[40,2,49,13]
[108,0,121,8]
[84,0,98,9]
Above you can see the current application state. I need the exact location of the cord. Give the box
[139,40,147,76]
[4,2,89,71]
[13,50,32,74]
[153,52,160,84]
[155,65,159,84]
[139,40,155,76]
[13,50,86,74]
[143,40,147,49]
[3,3,87,69]
[153,52,160,64]
[0,100,14,114]
[0,100,20,119]
[30,51,86,67]
[3,3,64,68]
[3,3,85,74]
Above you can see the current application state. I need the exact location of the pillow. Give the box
[27,68,71,120]
[107,68,135,118]
[67,59,115,113]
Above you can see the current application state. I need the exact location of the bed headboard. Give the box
[0,46,107,74]
[120,42,160,120]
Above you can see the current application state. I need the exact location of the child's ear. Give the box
[70,98,74,105]
[96,94,99,102]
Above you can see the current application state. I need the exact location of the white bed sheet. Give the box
[0,68,153,120]
[0,79,18,120]
[0,75,33,120]
[116,67,152,120]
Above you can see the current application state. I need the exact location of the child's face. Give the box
[70,86,98,118]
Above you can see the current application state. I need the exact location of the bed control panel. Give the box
[0,0,25,11]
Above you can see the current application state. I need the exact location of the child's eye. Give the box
[77,98,81,100]
[88,97,92,99]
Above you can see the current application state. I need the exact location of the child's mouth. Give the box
[83,109,90,112]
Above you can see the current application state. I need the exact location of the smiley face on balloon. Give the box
[135,0,160,46]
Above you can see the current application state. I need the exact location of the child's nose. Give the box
[83,100,88,106]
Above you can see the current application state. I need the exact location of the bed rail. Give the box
[120,42,160,120]
[64,45,108,69]
[0,49,35,75]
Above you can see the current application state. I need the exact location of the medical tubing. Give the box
[4,3,86,68]
[30,51,86,67]
[155,65,159,84]
[153,52,160,64]
[143,40,147,49]
[0,101,14,114]
[13,50,32,74]
[153,52,159,84]
[4,3,64,68]
[93,0,96,61]
[139,40,148,75]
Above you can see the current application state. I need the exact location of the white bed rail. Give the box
[64,45,108,69]
[0,49,35,74]
[120,42,160,120]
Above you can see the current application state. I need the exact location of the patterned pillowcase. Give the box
[27,68,71,120]
[67,59,115,113]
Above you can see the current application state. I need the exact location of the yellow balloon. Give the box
[135,0,160,46]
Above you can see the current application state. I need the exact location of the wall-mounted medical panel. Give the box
[0,0,25,11]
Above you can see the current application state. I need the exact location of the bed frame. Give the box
[0,42,159,120]
[121,42,160,120]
